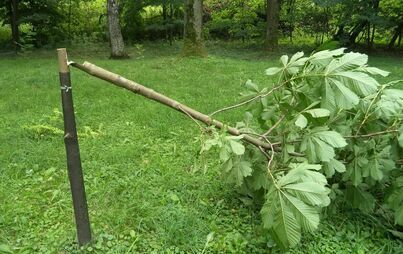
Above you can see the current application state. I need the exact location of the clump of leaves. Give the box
[201,48,402,250]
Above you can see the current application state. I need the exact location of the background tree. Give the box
[266,0,279,50]
[121,0,183,42]
[205,0,265,41]
[0,0,402,51]
[107,0,128,58]
[10,0,19,50]
[381,0,402,48]
[182,0,205,56]
[0,0,20,51]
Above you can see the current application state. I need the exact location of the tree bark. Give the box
[388,24,402,49]
[57,49,92,246]
[182,0,206,56]
[10,0,19,51]
[107,0,128,59]
[266,0,279,51]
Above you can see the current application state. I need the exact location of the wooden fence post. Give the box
[57,48,92,246]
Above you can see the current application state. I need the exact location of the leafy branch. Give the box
[71,49,403,251]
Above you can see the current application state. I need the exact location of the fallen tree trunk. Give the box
[70,61,274,150]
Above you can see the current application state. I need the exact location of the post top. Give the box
[57,48,69,73]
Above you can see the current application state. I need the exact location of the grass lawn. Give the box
[0,43,402,253]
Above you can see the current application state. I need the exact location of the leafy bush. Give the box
[201,48,402,250]
[205,0,265,41]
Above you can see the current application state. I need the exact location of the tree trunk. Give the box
[71,61,274,151]
[286,0,294,43]
[68,0,72,44]
[182,0,206,56]
[169,3,174,45]
[370,24,375,48]
[10,0,19,51]
[266,0,279,51]
[388,24,402,49]
[107,0,128,59]
[348,21,367,45]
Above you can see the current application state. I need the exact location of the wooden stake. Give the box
[57,48,92,246]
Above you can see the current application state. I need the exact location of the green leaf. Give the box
[399,133,403,148]
[284,182,330,207]
[310,48,346,66]
[327,77,359,109]
[305,108,330,118]
[244,79,259,92]
[313,48,345,58]
[202,136,221,152]
[386,176,403,225]
[261,166,329,250]
[270,195,301,250]
[288,163,323,171]
[322,82,337,112]
[295,114,308,129]
[345,185,375,212]
[314,139,335,162]
[283,182,327,193]
[323,158,346,177]
[280,55,289,66]
[222,159,233,173]
[344,156,368,186]
[265,67,282,76]
[335,71,378,96]
[288,52,308,71]
[219,146,231,161]
[395,205,403,226]
[365,67,389,77]
[226,160,252,186]
[375,89,403,119]
[0,244,13,254]
[228,140,245,155]
[301,130,347,163]
[312,130,347,148]
[249,169,270,190]
[283,193,320,232]
[290,51,304,63]
[388,229,403,239]
[261,185,277,228]
[326,52,368,74]
[368,157,384,181]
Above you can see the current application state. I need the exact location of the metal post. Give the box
[57,48,92,246]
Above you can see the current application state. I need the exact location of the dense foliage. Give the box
[201,48,402,250]
[0,0,401,49]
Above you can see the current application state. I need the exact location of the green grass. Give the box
[0,43,402,253]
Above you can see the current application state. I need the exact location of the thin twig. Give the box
[261,115,285,137]
[258,146,271,160]
[345,129,398,138]
[257,134,275,171]
[178,105,205,131]
[355,85,386,135]
[209,84,285,117]
[259,135,278,188]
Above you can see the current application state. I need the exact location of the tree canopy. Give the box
[0,0,401,51]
